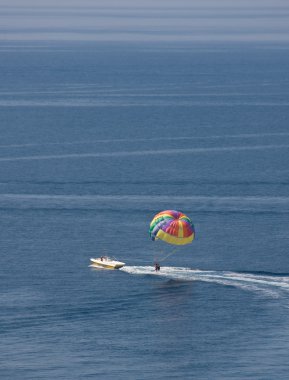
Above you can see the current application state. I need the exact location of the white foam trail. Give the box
[0,132,288,149]
[0,144,288,162]
[121,266,289,299]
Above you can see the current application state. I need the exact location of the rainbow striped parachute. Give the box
[149,210,195,246]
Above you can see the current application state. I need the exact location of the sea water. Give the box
[0,41,289,379]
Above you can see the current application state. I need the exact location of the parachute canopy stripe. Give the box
[149,210,195,245]
[156,229,194,245]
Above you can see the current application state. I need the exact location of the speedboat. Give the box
[89,256,125,270]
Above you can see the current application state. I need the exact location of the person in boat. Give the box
[155,263,160,271]
[100,256,104,261]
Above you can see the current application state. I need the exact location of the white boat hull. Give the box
[89,257,125,270]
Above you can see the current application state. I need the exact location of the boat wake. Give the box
[121,266,289,299]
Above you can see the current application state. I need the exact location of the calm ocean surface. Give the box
[1,41,289,379]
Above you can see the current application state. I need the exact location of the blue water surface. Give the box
[0,41,289,379]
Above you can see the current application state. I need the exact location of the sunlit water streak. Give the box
[1,193,289,212]
[0,132,289,149]
[0,144,288,162]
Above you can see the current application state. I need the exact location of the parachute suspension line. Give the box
[153,244,176,264]
[154,245,165,264]
[158,247,179,263]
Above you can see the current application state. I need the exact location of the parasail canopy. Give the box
[149,210,195,246]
